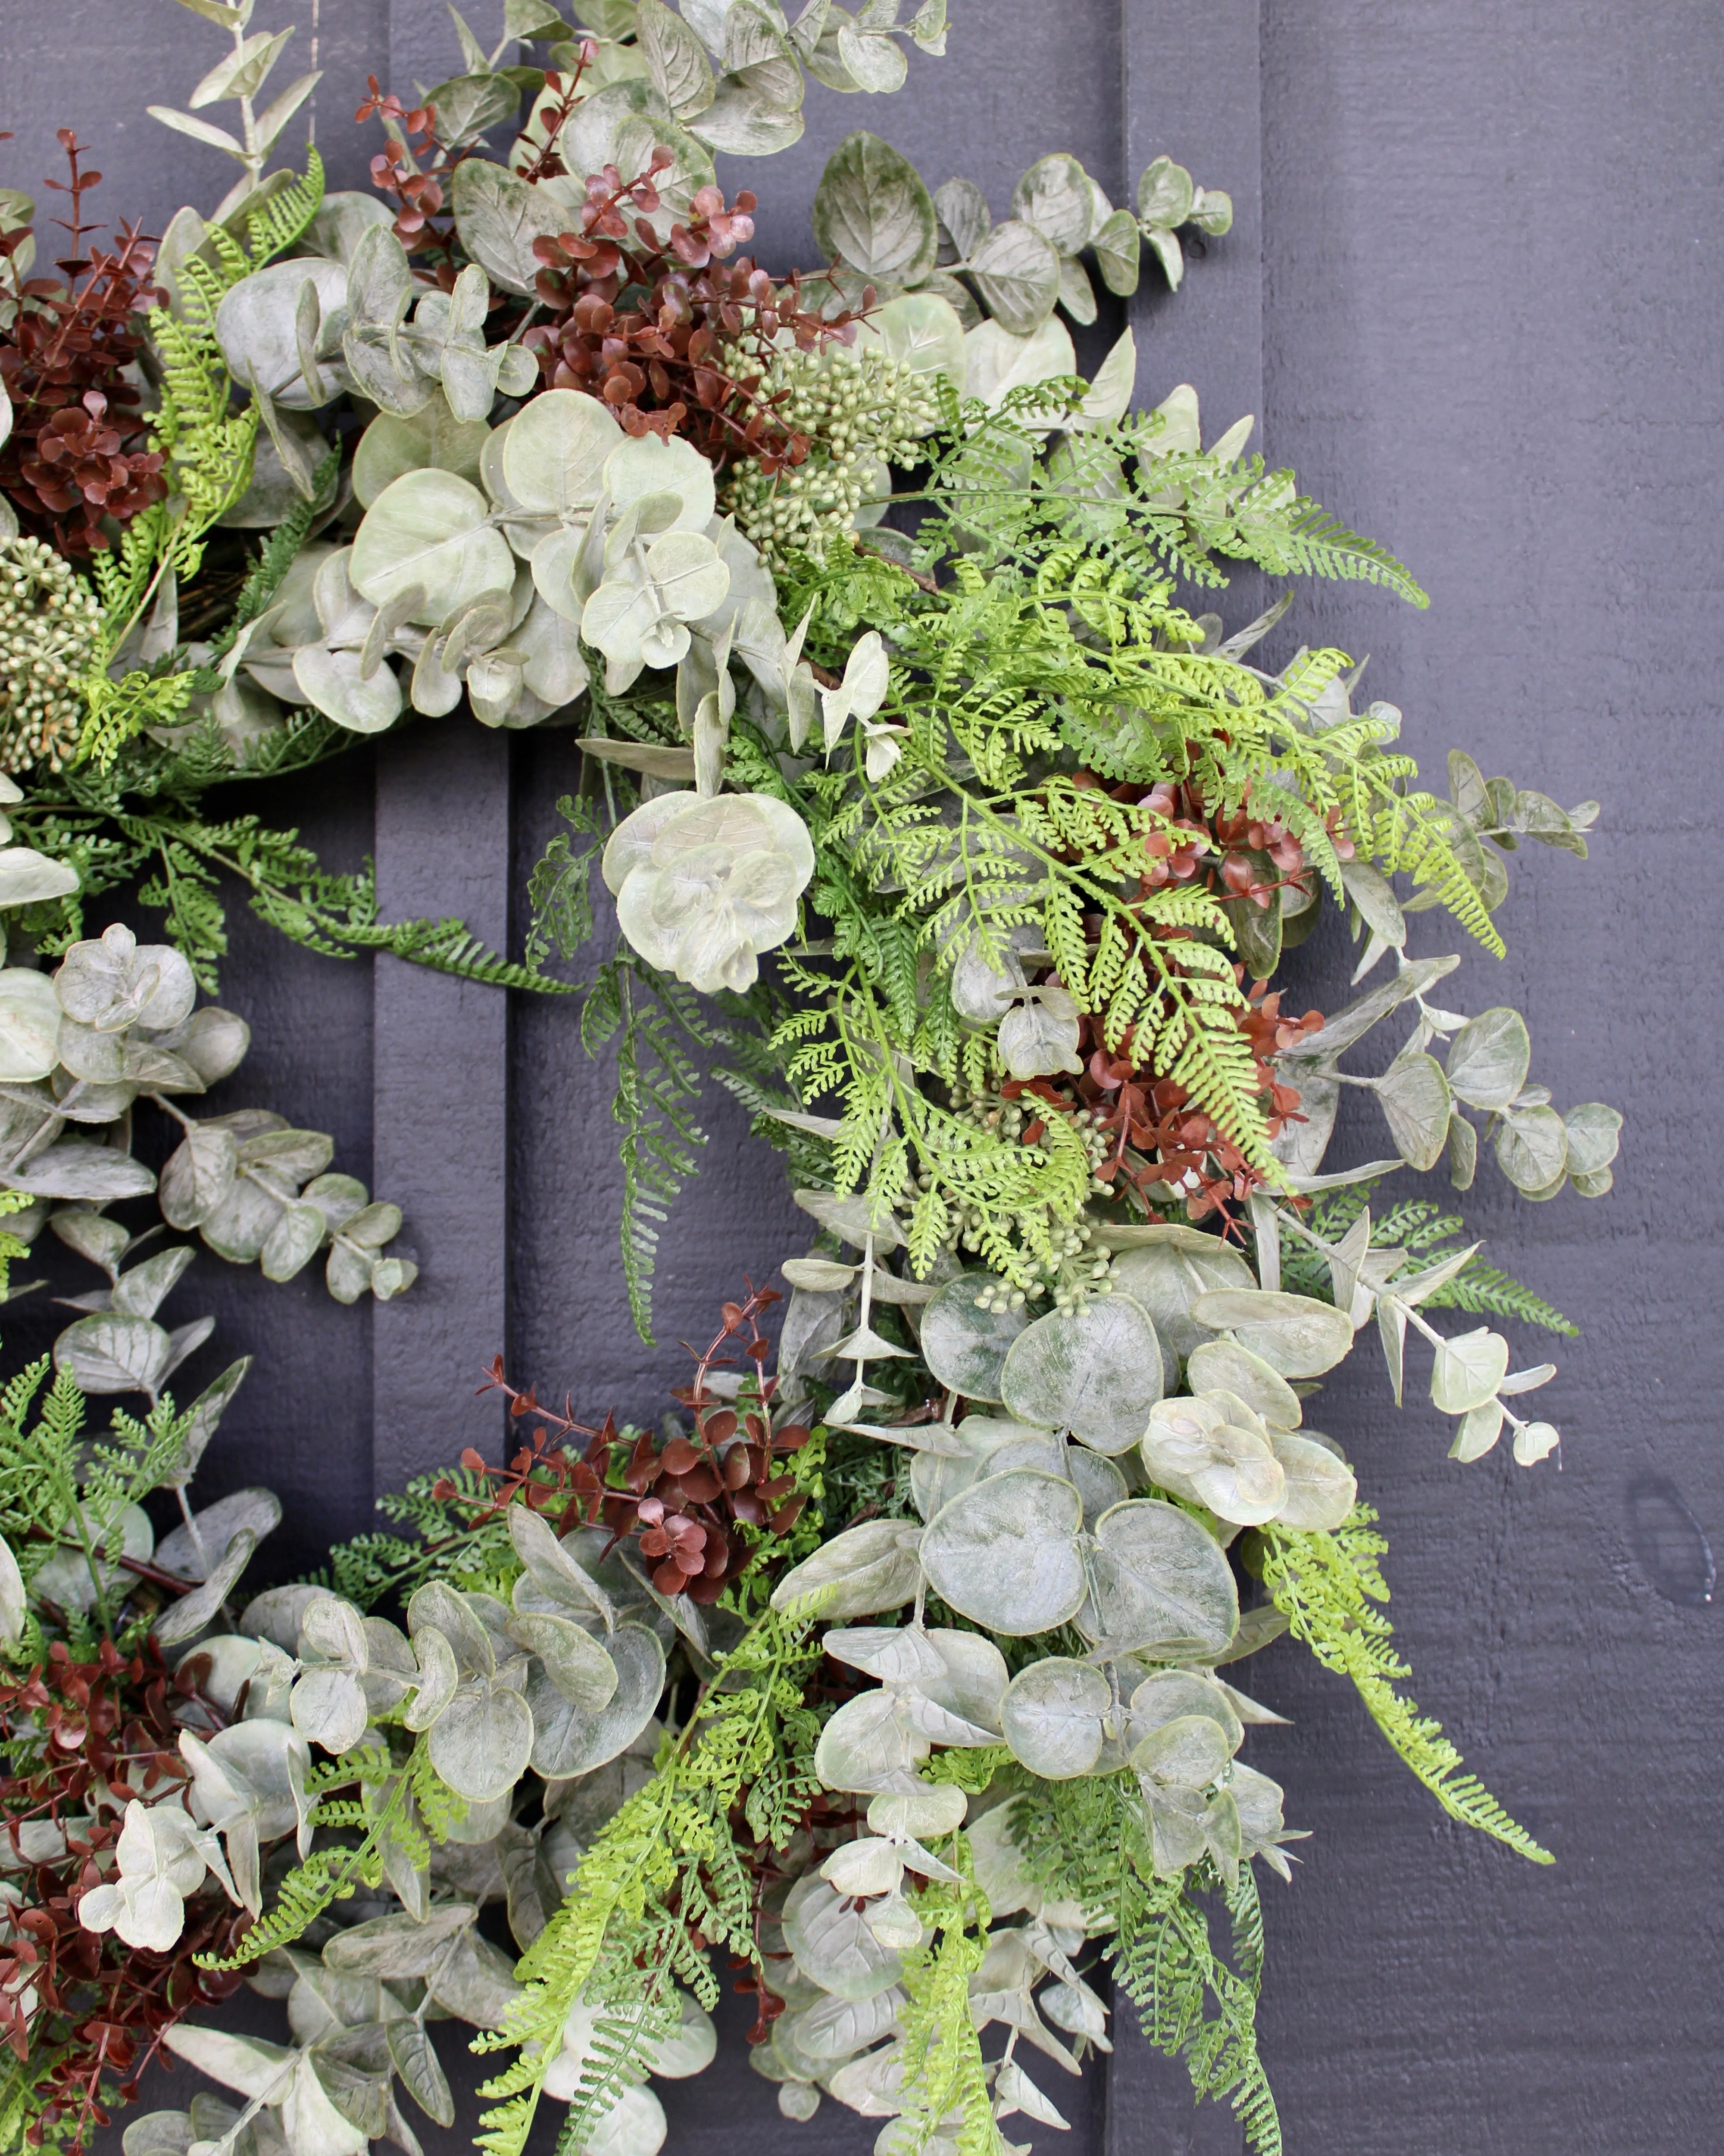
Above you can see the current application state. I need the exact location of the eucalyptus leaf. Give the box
[999,1295,1164,1453]
[999,1656,1109,1779]
[918,1470,1086,1635]
[916,1273,1029,1401]
[1444,1007,1531,1113]
[1188,1289,1354,1380]
[1374,1051,1453,1172]
[527,1620,665,1778]
[967,218,1061,335]
[813,132,937,285]
[1430,1327,1510,1416]
[1085,1498,1239,1659]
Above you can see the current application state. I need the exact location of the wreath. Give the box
[0,6,1617,2156]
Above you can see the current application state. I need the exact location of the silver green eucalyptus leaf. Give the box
[1091,206,1141,295]
[1128,1667,1243,1754]
[0,969,66,1081]
[428,1682,535,1804]
[1184,1339,1302,1429]
[351,470,513,623]
[1106,1233,1256,1365]
[352,396,491,508]
[813,131,938,285]
[215,258,352,408]
[782,1873,906,2002]
[1188,1289,1355,1379]
[450,144,575,298]
[1443,1006,1532,1112]
[999,1294,1165,1454]
[1084,1498,1239,1660]
[1495,1103,1568,1195]
[1373,1051,1453,1172]
[503,389,625,523]
[999,1656,1111,1779]
[918,1470,1086,1635]
[813,1688,927,1794]
[1268,1433,1357,1530]
[1564,1101,1622,1197]
[966,218,1062,335]
[962,315,1076,414]
[916,1273,1029,1401]
[1009,153,1093,256]
[527,1620,665,1778]
[1139,1396,1285,1526]
[1430,1327,1510,1415]
[512,1612,618,1710]
[771,1518,924,1619]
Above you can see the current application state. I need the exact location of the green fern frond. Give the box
[1261,1512,1553,1864]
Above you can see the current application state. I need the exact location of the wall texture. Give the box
[2,0,1718,2150]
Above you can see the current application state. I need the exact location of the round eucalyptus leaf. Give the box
[1000,1656,1110,1779]
[513,1611,618,1711]
[1449,1399,1505,1462]
[1184,1339,1301,1429]
[1127,1668,1243,1754]
[291,645,403,734]
[1444,1006,1531,1112]
[642,527,731,621]
[1091,207,1141,296]
[917,1627,1009,1733]
[812,131,937,286]
[823,1625,949,1686]
[1269,1433,1357,1530]
[1137,156,1195,230]
[823,1838,904,1903]
[917,1274,1031,1402]
[1374,1051,1453,1172]
[1130,1710,1230,1794]
[54,1314,171,1398]
[1563,1101,1622,1177]
[0,967,64,1080]
[814,1688,924,1794]
[428,1681,534,1803]
[1494,1104,1568,1193]
[968,219,1062,336]
[918,1470,1086,1636]
[450,155,569,296]
[351,470,513,623]
[1188,1289,1355,1379]
[785,1982,905,2066]
[1430,1327,1510,1416]
[983,1435,1127,1529]
[1339,858,1405,947]
[1140,1398,1285,1526]
[689,78,804,156]
[999,1295,1164,1453]
[528,1620,665,1778]
[215,257,352,408]
[7,1140,156,1203]
[352,399,491,508]
[1010,153,1094,255]
[1108,1238,1256,1364]
[1086,1499,1238,1659]
[770,1519,923,1620]
[503,389,623,518]
[602,432,715,530]
[782,1873,906,2002]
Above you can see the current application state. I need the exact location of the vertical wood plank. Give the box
[371,719,512,1495]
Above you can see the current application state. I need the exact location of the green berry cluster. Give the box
[724,345,938,561]
[0,537,102,773]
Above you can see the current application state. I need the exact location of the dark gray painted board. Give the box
[7,0,1714,2150]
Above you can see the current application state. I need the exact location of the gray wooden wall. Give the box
[5,1,1719,2150]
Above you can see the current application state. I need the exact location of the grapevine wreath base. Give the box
[0,6,1616,2156]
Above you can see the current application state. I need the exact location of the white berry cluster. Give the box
[723,344,937,560]
[0,537,102,772]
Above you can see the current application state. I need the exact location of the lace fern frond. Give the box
[1261,1511,1553,1864]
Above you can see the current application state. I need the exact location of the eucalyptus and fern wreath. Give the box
[0,6,1615,2156]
